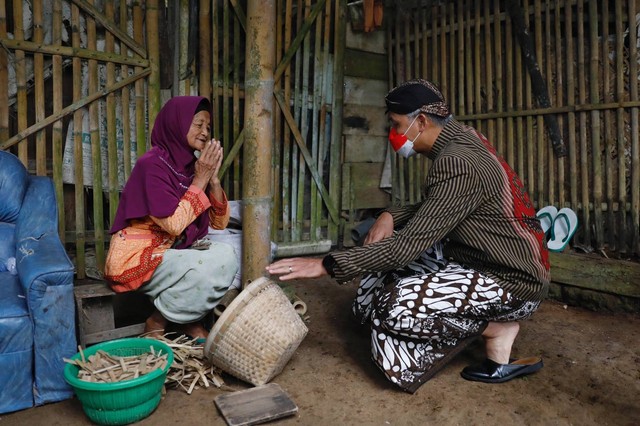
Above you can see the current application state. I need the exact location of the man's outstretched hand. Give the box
[266,257,327,281]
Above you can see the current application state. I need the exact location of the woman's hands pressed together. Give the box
[193,139,223,194]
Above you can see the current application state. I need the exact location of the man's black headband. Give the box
[385,79,451,118]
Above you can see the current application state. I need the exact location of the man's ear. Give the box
[417,113,430,131]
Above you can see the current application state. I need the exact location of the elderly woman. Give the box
[105,96,238,340]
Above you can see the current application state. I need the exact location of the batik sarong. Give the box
[353,244,540,392]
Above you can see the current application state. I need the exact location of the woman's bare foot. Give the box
[177,322,209,340]
[482,321,520,364]
[144,310,168,338]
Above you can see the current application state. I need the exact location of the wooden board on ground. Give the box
[214,383,298,426]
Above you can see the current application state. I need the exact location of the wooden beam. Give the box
[505,0,566,158]
[550,252,640,299]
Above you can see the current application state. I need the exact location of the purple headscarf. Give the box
[110,96,212,249]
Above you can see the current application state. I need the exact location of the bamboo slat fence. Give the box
[194,0,343,246]
[0,0,158,278]
[387,0,640,258]
[1,0,343,278]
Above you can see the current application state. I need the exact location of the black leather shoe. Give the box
[460,357,543,383]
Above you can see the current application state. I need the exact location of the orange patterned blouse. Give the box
[104,185,230,293]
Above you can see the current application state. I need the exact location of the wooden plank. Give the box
[345,23,386,53]
[344,135,386,163]
[341,162,390,210]
[550,252,640,298]
[342,104,387,136]
[343,77,386,107]
[214,383,298,426]
[343,48,387,80]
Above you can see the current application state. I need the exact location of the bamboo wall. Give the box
[1,0,344,279]
[388,0,640,257]
[193,0,343,246]
[0,0,159,278]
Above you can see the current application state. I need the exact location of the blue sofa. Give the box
[0,151,77,414]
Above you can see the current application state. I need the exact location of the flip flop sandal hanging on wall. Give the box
[536,205,558,238]
[547,207,579,252]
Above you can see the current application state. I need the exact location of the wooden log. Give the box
[505,0,566,158]
[550,252,640,299]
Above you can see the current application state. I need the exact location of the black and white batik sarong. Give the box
[352,244,540,393]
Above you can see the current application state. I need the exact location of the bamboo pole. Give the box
[87,0,105,271]
[483,0,494,144]
[524,0,534,198]
[199,0,211,100]
[296,0,311,240]
[320,0,332,239]
[290,0,302,239]
[534,0,544,206]
[615,0,627,252]
[554,1,565,208]
[147,0,161,130]
[222,0,230,190]
[52,0,65,238]
[448,2,455,115]
[628,0,640,253]
[133,1,146,158]
[328,0,344,241]
[72,3,86,279]
[308,2,323,237]
[602,0,614,250]
[233,9,241,198]
[0,0,7,143]
[577,0,590,246]
[565,1,578,214]
[13,0,28,164]
[272,0,283,241]
[212,0,220,139]
[514,3,524,181]
[588,0,603,250]
[178,0,189,95]
[456,2,465,117]
[405,6,414,204]
[242,0,275,283]
[105,1,118,261]
[473,2,481,131]
[464,1,473,122]
[281,0,293,242]
[231,8,244,195]
[120,0,132,179]
[544,0,553,206]
[505,4,515,167]
[33,0,46,176]
[494,0,504,156]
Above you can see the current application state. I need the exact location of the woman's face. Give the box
[187,110,211,151]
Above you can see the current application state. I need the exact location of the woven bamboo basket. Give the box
[204,277,308,385]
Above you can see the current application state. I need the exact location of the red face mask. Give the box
[388,116,420,158]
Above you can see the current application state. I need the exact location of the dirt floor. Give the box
[2,275,639,426]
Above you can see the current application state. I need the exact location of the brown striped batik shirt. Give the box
[330,119,550,302]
